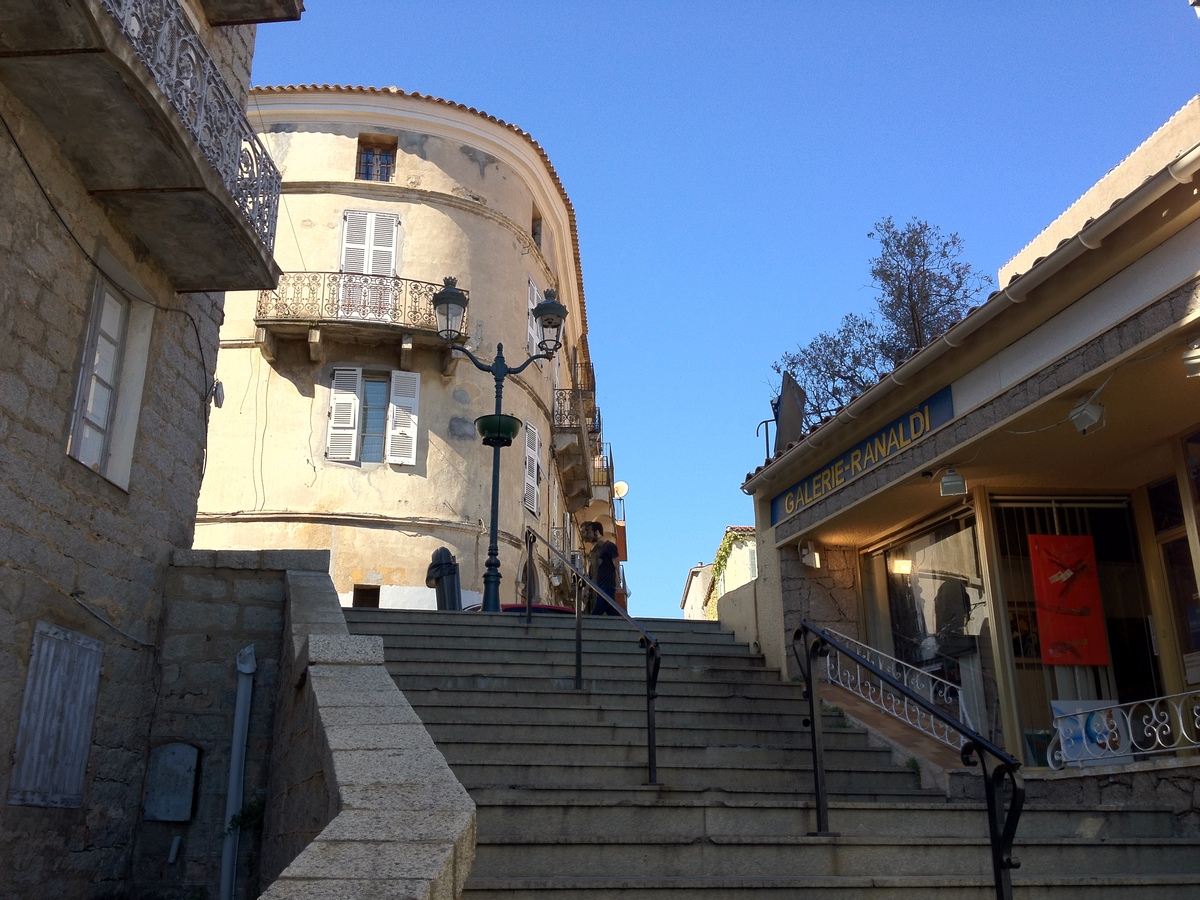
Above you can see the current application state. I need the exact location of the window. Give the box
[531,206,543,250]
[527,278,542,358]
[352,585,381,608]
[340,210,400,316]
[523,421,541,515]
[326,367,420,466]
[8,621,104,808]
[356,136,396,182]
[68,276,153,488]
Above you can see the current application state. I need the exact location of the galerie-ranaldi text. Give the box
[770,387,953,525]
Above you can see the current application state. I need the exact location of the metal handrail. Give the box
[525,527,661,784]
[794,621,1024,900]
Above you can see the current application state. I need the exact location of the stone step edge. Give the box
[464,873,1200,889]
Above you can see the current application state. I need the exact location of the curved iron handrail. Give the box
[525,527,661,784]
[794,621,1024,900]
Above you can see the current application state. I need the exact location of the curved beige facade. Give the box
[197,85,619,608]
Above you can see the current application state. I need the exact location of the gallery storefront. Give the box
[743,98,1200,771]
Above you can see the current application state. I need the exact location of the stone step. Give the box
[386,659,779,684]
[345,609,733,642]
[446,759,924,796]
[461,873,1200,899]
[421,720,869,750]
[468,835,1200,879]
[436,737,894,770]
[408,700,849,734]
[391,672,815,704]
[468,791,1177,840]
[376,639,767,666]
[362,625,753,653]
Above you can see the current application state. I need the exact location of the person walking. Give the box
[582,521,620,616]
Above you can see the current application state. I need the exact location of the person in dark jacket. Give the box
[582,521,620,616]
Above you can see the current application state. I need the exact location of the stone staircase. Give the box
[344,609,1200,898]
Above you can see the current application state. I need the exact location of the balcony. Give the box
[256,272,466,352]
[0,0,281,291]
[196,0,303,25]
[552,389,595,513]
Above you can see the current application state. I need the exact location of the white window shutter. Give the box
[385,370,420,465]
[523,421,541,515]
[341,210,370,274]
[368,213,399,276]
[527,278,540,357]
[326,367,362,461]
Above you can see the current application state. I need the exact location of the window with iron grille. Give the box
[356,136,396,182]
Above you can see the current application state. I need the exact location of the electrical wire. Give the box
[0,106,213,423]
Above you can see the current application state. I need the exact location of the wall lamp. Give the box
[940,468,968,497]
[801,540,822,569]
[1069,395,1105,434]
[1183,338,1200,377]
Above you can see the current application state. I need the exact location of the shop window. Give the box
[990,498,1160,765]
[326,367,420,465]
[356,136,396,182]
[8,622,104,808]
[68,277,153,488]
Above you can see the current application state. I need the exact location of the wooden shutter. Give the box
[368,213,398,276]
[523,421,541,515]
[341,210,370,274]
[385,370,420,466]
[527,278,540,357]
[326,367,362,461]
[8,621,104,808]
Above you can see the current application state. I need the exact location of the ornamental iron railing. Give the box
[549,527,569,570]
[256,272,459,332]
[794,622,1023,900]
[100,0,280,251]
[554,388,596,431]
[592,443,614,489]
[1048,689,1200,769]
[823,628,976,749]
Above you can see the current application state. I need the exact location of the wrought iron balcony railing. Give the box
[100,0,280,251]
[554,388,596,430]
[592,443,614,489]
[257,272,461,332]
[1048,688,1200,769]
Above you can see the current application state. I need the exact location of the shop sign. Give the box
[769,386,954,525]
[1050,699,1133,767]
[1028,533,1110,667]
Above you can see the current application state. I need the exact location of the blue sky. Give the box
[252,2,1200,619]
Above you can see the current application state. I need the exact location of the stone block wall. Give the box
[0,77,222,897]
[779,545,860,678]
[131,552,294,900]
[260,570,477,898]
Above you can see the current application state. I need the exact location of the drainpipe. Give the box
[220,645,257,900]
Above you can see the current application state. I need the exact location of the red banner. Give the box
[1027,534,1110,667]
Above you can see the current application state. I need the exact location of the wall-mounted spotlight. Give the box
[801,540,822,569]
[1069,395,1105,434]
[891,558,913,575]
[940,468,967,497]
[1183,338,1200,377]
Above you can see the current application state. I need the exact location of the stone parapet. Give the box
[260,570,475,898]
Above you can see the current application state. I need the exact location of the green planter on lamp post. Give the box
[432,277,568,612]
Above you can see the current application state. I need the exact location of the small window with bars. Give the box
[356,135,397,182]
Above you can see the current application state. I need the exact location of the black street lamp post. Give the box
[432,277,568,612]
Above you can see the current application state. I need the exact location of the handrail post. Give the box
[975,742,1023,900]
[573,561,583,690]
[795,625,837,835]
[642,638,661,785]
[524,528,535,627]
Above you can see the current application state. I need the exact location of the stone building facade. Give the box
[0,1,300,894]
[194,85,622,611]
[743,96,1200,775]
